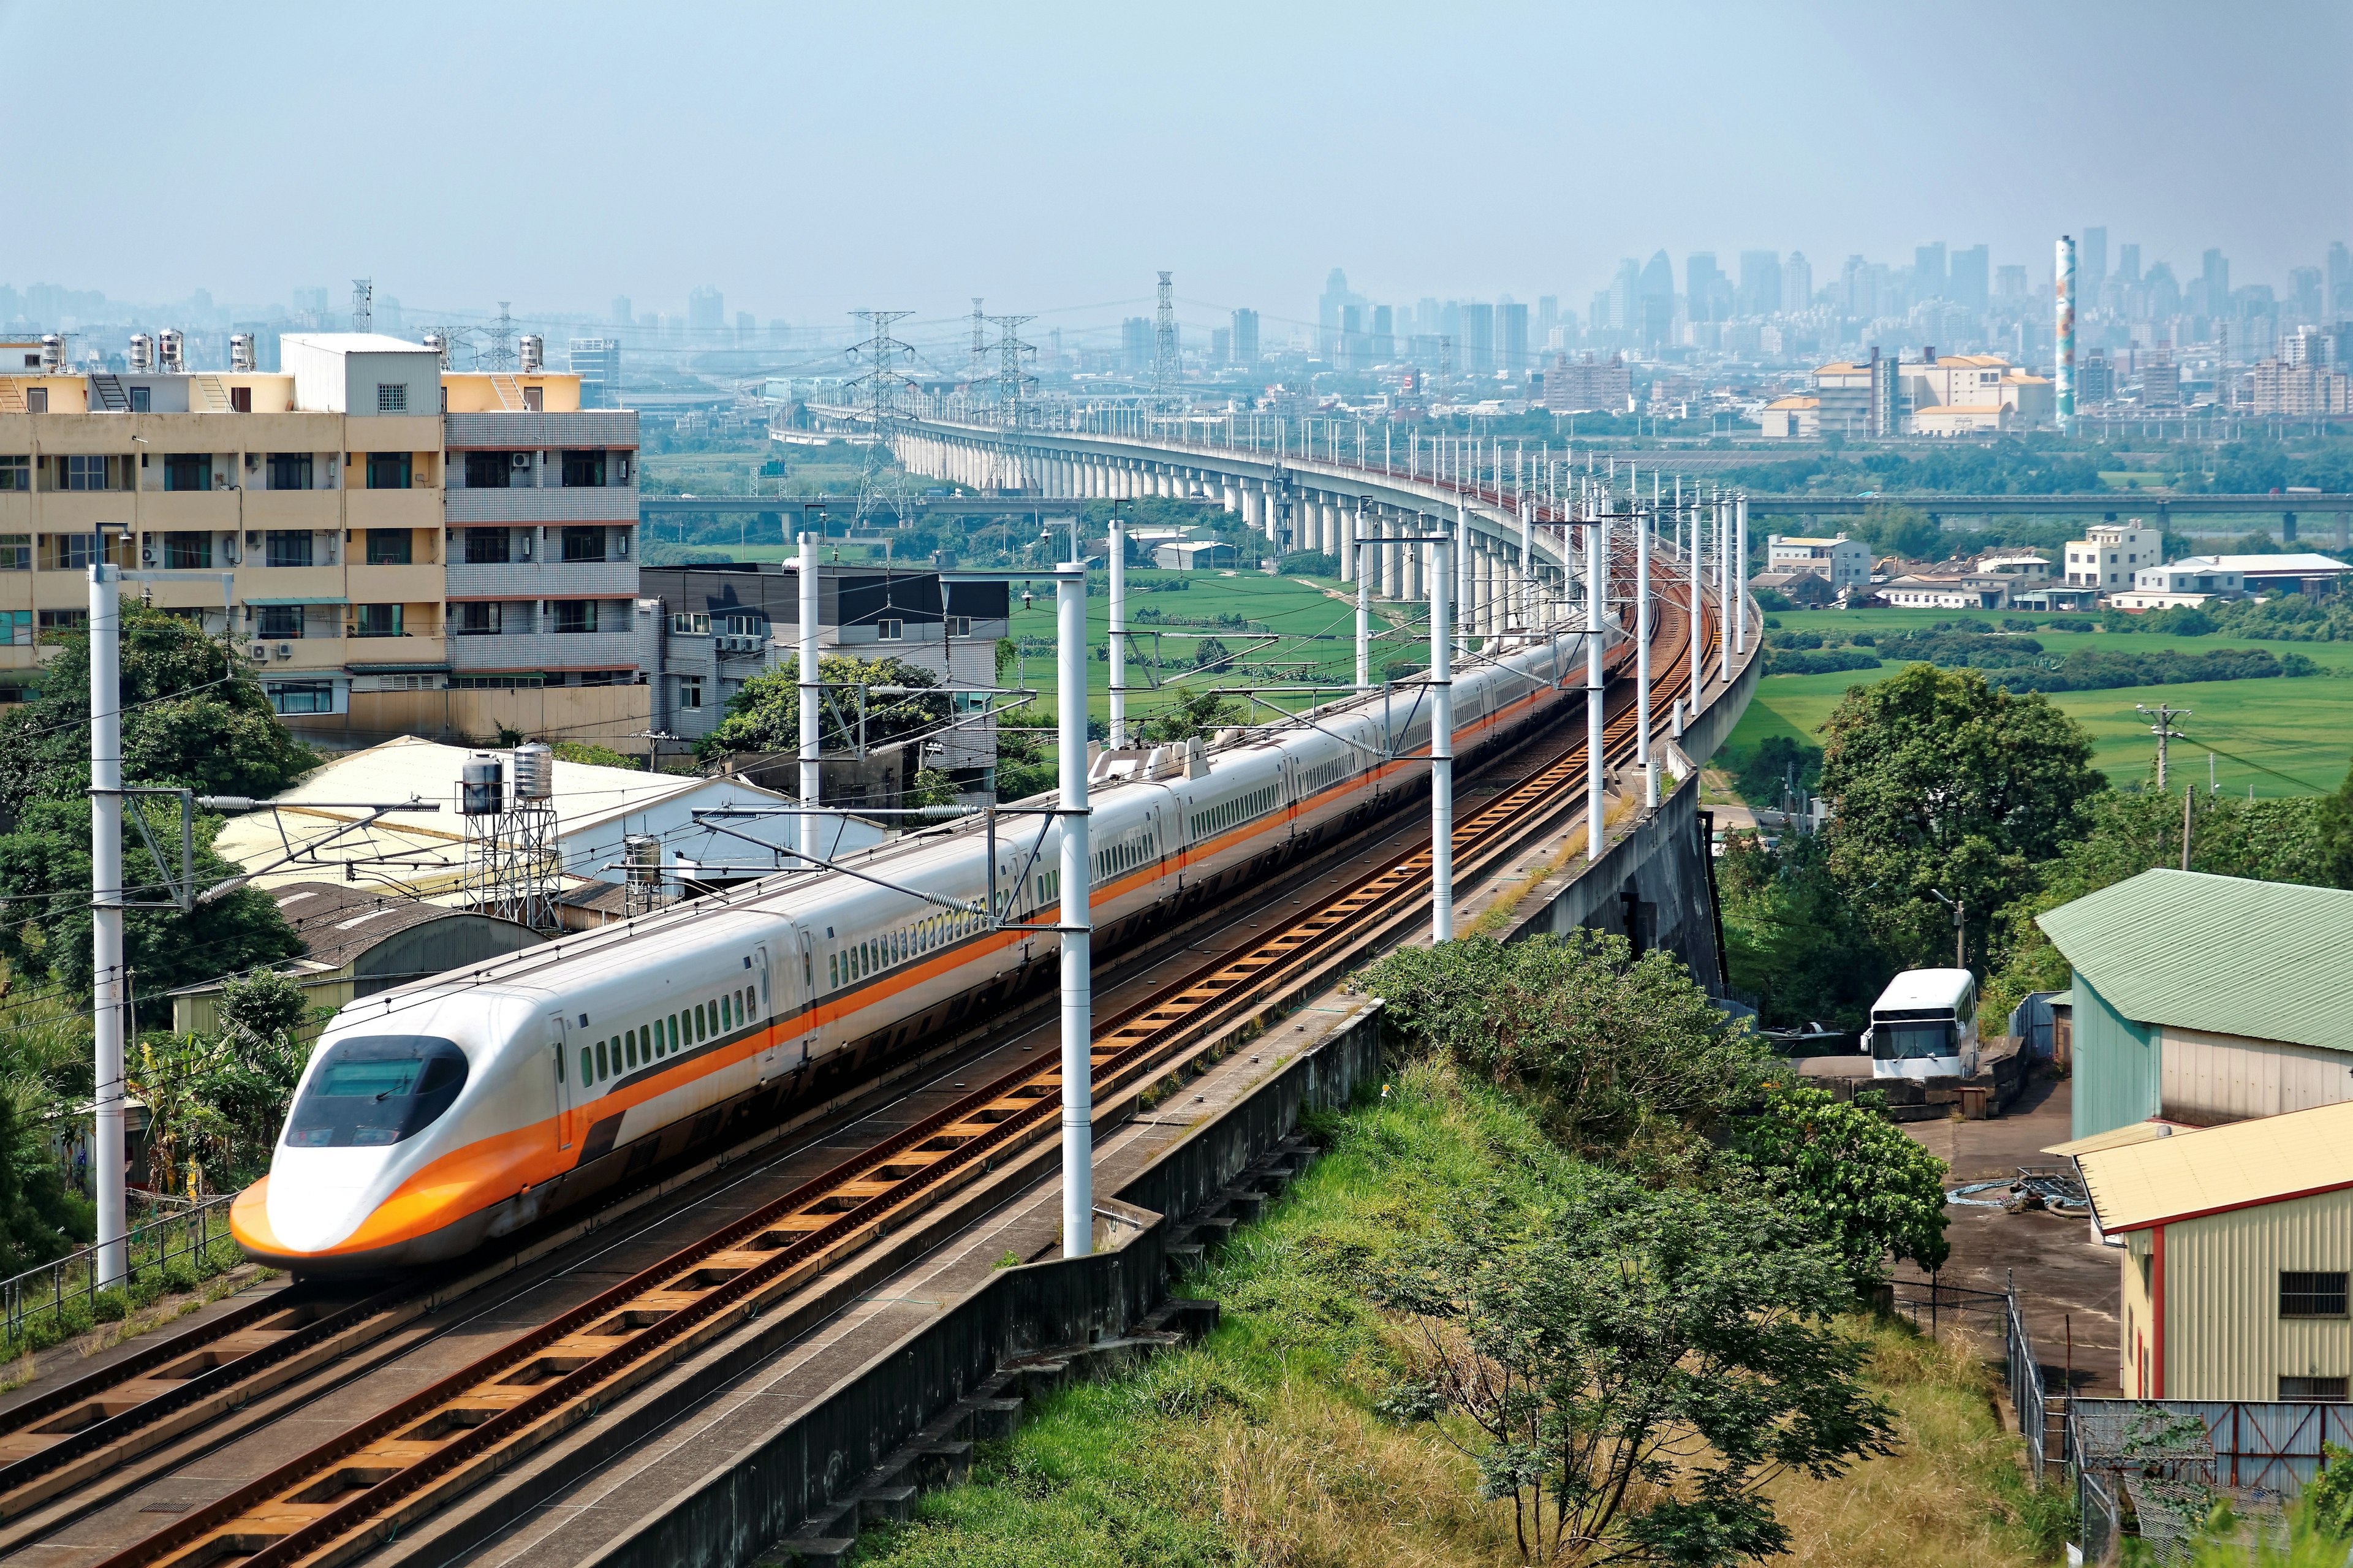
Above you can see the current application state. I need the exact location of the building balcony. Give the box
[442,411,639,450]
[445,559,641,599]
[448,628,645,673]
[442,487,638,524]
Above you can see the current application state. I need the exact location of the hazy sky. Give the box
[6,0,2348,341]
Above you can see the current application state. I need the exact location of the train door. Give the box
[752,943,783,1082]
[550,1012,575,1151]
[794,929,819,1066]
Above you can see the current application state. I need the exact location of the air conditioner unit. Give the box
[510,452,532,469]
[275,643,293,659]
[140,543,155,566]
[247,645,268,662]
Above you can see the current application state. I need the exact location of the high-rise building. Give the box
[2202,250,2230,316]
[1500,301,1529,377]
[611,295,632,328]
[1121,317,1151,372]
[1341,303,1364,369]
[1950,244,1990,312]
[1230,308,1259,364]
[1536,296,1558,344]
[1210,327,1231,365]
[1737,250,1781,317]
[1996,265,2029,300]
[1607,260,1639,333]
[1317,268,1350,360]
[569,338,621,407]
[2118,244,2143,286]
[1462,303,1495,373]
[1783,252,1813,314]
[1371,305,1394,362]
[1914,243,1948,298]
[2080,228,2108,294]
[1687,252,1725,321]
[2290,268,2324,324]
[2330,243,2353,316]
[688,286,724,334]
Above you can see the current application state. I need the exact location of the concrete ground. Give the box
[1893,1074,2123,1397]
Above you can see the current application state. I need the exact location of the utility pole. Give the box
[90,558,126,1287]
[1636,502,1654,808]
[799,529,822,867]
[1354,498,1371,691]
[1931,888,1966,971]
[1587,510,1607,862]
[1107,517,1127,749]
[1429,531,1454,942]
[2136,703,2192,789]
[1056,556,1094,1257]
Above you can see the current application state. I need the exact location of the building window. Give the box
[265,531,315,568]
[229,385,252,414]
[946,615,971,638]
[352,604,404,638]
[561,526,607,563]
[64,455,119,491]
[680,676,704,710]
[463,529,512,565]
[464,450,528,488]
[0,611,28,645]
[0,456,26,491]
[0,536,26,570]
[256,605,306,640]
[39,535,96,571]
[268,452,313,491]
[376,383,408,412]
[670,612,710,635]
[23,388,45,414]
[561,450,607,488]
[578,669,623,687]
[127,386,151,413]
[2281,1377,2349,1402]
[452,602,503,636]
[268,681,337,714]
[2281,1272,2349,1318]
[162,532,213,570]
[877,619,903,640]
[366,529,413,566]
[551,600,599,634]
[365,452,412,490]
[37,608,87,634]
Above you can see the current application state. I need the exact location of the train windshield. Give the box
[284,1036,469,1149]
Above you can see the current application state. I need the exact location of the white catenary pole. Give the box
[1637,504,1655,808]
[798,531,822,867]
[1689,502,1704,710]
[91,559,126,1287]
[1056,558,1094,1257]
[1354,499,1371,690]
[1587,515,1607,862]
[1717,496,1733,687]
[1733,493,1749,657]
[1429,532,1454,942]
[1107,517,1127,748]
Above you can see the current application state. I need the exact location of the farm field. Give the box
[1000,567,1422,725]
[1724,605,2353,796]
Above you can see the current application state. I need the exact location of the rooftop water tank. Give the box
[460,756,504,816]
[512,741,555,801]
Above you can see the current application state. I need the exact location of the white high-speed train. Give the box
[233,625,1639,1275]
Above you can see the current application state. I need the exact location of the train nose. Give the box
[260,1150,391,1255]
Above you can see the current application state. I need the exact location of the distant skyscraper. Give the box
[2118,244,2143,287]
[1230,308,1259,364]
[1687,252,1724,321]
[611,295,632,327]
[569,338,621,407]
[1121,317,1151,371]
[1949,244,1990,312]
[1536,296,1558,344]
[1463,302,1496,372]
[2290,268,2323,324]
[1783,252,1813,314]
[1371,305,1395,362]
[2202,249,2231,316]
[1341,303,1364,368]
[1996,265,2028,300]
[2330,243,2353,316]
[1317,268,1350,359]
[1737,250,1781,317]
[1914,242,1948,298]
[1210,327,1231,365]
[1608,260,1639,333]
[2081,227,2108,293]
[1500,301,1529,376]
[688,286,724,333]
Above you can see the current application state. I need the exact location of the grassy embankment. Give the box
[1726,606,2353,797]
[852,1061,2063,1568]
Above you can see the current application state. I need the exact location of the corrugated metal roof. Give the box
[2075,1100,2353,1232]
[2036,870,2353,1054]
[2043,1119,2194,1157]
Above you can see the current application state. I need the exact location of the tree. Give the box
[1716,831,1891,1031]
[1139,686,1241,744]
[551,741,640,770]
[1855,503,1941,562]
[1192,635,1233,671]
[1816,664,2104,972]
[2318,757,2353,892]
[1371,1172,1895,1565]
[1733,1083,1950,1295]
[695,654,949,763]
[1361,931,1771,1161]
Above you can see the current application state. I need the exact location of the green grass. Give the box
[1731,607,2353,797]
[851,1061,2061,1568]
[1002,568,1415,726]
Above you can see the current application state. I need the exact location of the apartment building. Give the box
[2063,520,2161,591]
[0,333,445,730]
[0,333,651,751]
[1764,532,1870,588]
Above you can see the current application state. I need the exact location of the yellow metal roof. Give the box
[2043,1120,2192,1157]
[1765,396,1820,409]
[2074,1100,2353,1232]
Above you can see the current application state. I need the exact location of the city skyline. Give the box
[2,1,2347,325]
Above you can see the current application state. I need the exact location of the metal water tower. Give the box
[457,747,560,931]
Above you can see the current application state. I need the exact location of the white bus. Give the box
[1862,968,1980,1080]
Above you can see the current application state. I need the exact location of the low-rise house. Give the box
[1766,532,1870,589]
[1748,570,1839,608]
[2040,869,2353,1143]
[1873,572,2012,610]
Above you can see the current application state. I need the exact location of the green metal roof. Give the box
[2037,869,2353,1055]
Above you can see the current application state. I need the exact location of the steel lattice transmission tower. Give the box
[966,298,987,387]
[844,309,920,529]
[483,301,518,371]
[987,313,1036,428]
[350,279,372,333]
[1151,270,1179,407]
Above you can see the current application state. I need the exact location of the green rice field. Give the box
[1723,607,2353,797]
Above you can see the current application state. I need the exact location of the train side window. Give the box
[721,994,732,1031]
[595,1040,608,1080]
[623,1034,635,1069]
[830,953,839,988]
[667,1013,678,1051]
[580,1047,592,1084]
[699,1002,711,1039]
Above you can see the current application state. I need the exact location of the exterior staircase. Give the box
[191,374,231,412]
[88,373,129,412]
[489,374,527,411]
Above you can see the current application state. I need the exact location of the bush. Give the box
[91,1287,129,1324]
[2281,651,2321,677]
[1276,550,1338,578]
[1768,648,1881,676]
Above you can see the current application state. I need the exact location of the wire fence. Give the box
[0,1190,240,1350]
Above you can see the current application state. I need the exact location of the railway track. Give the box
[37,553,1723,1568]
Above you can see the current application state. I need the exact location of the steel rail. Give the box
[91,551,1720,1568]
